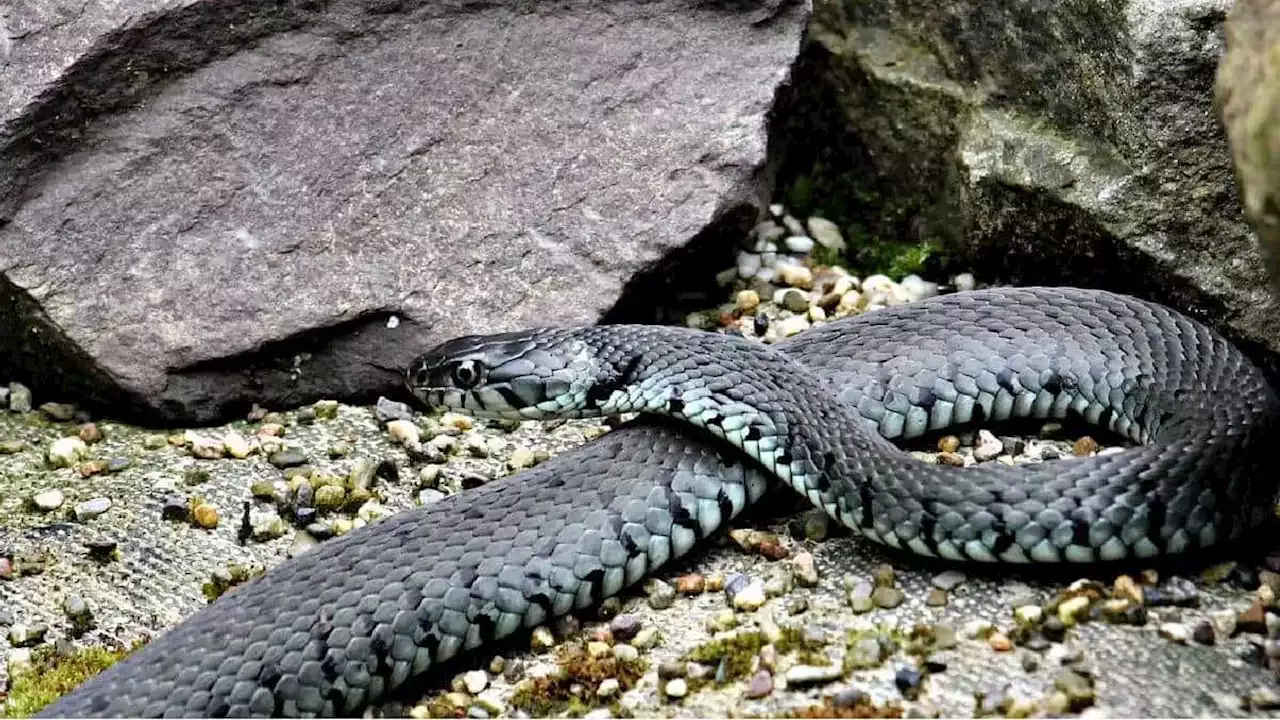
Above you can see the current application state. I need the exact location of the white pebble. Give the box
[664,678,688,698]
[777,315,811,337]
[732,578,768,611]
[463,669,489,694]
[831,275,857,295]
[1158,623,1190,644]
[386,420,420,447]
[755,266,776,283]
[596,678,621,698]
[736,251,762,279]
[769,203,786,217]
[755,220,786,242]
[899,274,939,301]
[785,664,843,685]
[836,291,863,315]
[47,436,88,468]
[31,489,65,511]
[223,430,253,459]
[953,272,976,292]
[735,289,761,313]
[805,216,846,250]
[783,235,815,254]
[782,215,805,236]
[777,264,814,289]
[973,430,1003,462]
[808,306,827,322]
[861,274,896,295]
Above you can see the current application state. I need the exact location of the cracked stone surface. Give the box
[0,0,807,424]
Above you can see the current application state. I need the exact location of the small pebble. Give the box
[973,430,1003,461]
[462,670,488,694]
[48,436,88,468]
[596,678,620,699]
[1014,605,1044,626]
[895,665,923,698]
[786,664,843,685]
[193,502,220,529]
[745,669,774,698]
[1072,437,1099,456]
[792,551,819,587]
[612,644,639,663]
[729,577,768,611]
[1057,596,1091,626]
[73,497,112,522]
[268,448,308,467]
[932,570,967,591]
[609,614,641,642]
[675,574,705,595]
[925,588,948,607]
[988,632,1013,652]
[664,678,688,699]
[31,489,65,511]
[1158,622,1190,644]
[631,627,659,649]
[645,579,676,609]
[1192,620,1217,645]
[530,626,555,650]
[872,586,905,609]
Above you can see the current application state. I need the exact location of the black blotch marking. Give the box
[704,411,721,427]
[497,386,526,410]
[584,567,607,604]
[972,402,988,424]
[859,483,874,529]
[1043,374,1064,395]
[453,568,477,589]
[1145,497,1167,546]
[370,630,391,671]
[470,608,498,643]
[258,663,283,689]
[90,694,110,713]
[918,502,940,555]
[325,686,346,710]
[668,397,685,415]
[776,449,792,467]
[666,489,704,541]
[744,426,762,441]
[209,700,231,718]
[995,368,1016,391]
[716,488,736,522]
[990,520,1015,557]
[527,590,555,615]
[822,451,837,473]
[1098,407,1116,430]
[619,528,642,557]
[320,653,341,684]
[1071,520,1092,549]
[914,387,937,409]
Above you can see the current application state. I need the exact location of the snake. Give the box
[40,285,1280,718]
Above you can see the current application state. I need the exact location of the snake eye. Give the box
[451,360,484,389]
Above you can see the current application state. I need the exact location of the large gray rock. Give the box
[0,0,808,424]
[1218,0,1280,292]
[779,0,1280,358]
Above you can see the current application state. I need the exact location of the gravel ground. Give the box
[4,211,1280,718]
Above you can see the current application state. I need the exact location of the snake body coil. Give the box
[41,287,1280,717]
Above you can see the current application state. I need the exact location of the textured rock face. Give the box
[1218,0,1280,291]
[786,0,1280,357]
[0,0,807,423]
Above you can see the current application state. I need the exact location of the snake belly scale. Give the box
[40,287,1280,717]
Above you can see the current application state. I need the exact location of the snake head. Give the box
[405,328,608,420]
